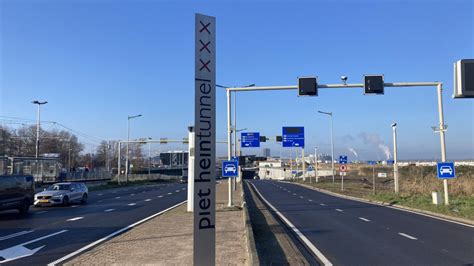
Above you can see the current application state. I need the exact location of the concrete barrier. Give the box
[112,174,180,183]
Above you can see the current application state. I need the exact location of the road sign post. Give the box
[194,13,216,266]
[339,164,347,191]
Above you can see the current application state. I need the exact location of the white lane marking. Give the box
[130,194,135,196]
[335,209,343,212]
[67,217,84,221]
[98,194,103,196]
[300,196,304,199]
[182,188,186,190]
[158,195,163,198]
[0,230,34,241]
[168,193,172,195]
[248,182,332,266]
[308,199,313,202]
[144,199,151,202]
[70,205,78,208]
[175,190,180,192]
[290,181,474,228]
[36,211,48,214]
[398,232,418,240]
[0,230,68,263]
[320,203,326,206]
[104,209,115,212]
[115,196,121,199]
[48,201,186,266]
[128,203,136,206]
[293,193,297,196]
[359,217,371,222]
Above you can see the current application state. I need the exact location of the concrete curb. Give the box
[241,182,260,266]
[289,181,474,227]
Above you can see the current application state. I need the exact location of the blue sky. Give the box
[1,0,473,160]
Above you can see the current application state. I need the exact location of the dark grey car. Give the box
[0,175,35,214]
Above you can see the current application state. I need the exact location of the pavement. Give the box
[0,182,187,265]
[249,179,474,266]
[65,179,249,265]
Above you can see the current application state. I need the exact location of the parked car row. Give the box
[0,175,88,215]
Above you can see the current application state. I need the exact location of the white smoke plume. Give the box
[358,132,392,160]
[348,147,359,158]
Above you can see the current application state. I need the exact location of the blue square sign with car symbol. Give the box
[222,160,239,177]
[437,162,455,179]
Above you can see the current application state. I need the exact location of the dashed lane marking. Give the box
[128,203,136,206]
[335,209,343,212]
[67,217,84,221]
[145,199,151,202]
[104,209,115,212]
[398,232,418,240]
[359,217,371,222]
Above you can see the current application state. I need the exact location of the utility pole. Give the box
[391,123,399,193]
[436,84,449,205]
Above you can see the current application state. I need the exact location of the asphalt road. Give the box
[249,180,474,266]
[0,182,187,265]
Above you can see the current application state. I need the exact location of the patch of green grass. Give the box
[366,193,474,221]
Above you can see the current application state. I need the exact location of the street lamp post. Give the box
[148,137,152,179]
[32,100,48,158]
[126,114,142,183]
[314,147,318,183]
[318,110,335,183]
[391,123,399,193]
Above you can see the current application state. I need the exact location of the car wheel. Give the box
[62,196,69,206]
[18,199,30,215]
[81,193,88,204]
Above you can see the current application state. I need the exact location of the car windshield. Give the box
[47,184,70,191]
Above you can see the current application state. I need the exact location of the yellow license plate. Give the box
[39,200,49,203]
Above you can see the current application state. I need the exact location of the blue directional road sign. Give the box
[241,132,260,148]
[339,155,348,164]
[437,162,456,179]
[282,127,305,148]
[387,160,395,165]
[367,161,376,165]
[222,160,239,177]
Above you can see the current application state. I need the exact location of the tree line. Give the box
[0,125,146,171]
